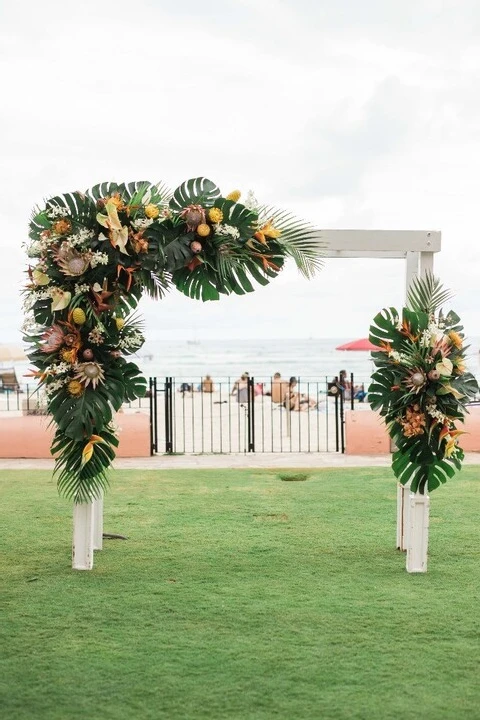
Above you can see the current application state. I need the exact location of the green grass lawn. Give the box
[1,466,479,720]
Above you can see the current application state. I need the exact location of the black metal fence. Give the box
[147,375,368,455]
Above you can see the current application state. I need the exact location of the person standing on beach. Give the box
[232,373,249,403]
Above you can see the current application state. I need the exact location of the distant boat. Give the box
[186,340,200,346]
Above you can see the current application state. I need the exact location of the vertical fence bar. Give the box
[247,377,255,452]
[339,388,345,453]
[350,372,355,410]
[149,377,155,455]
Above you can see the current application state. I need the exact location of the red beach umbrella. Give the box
[335,338,377,351]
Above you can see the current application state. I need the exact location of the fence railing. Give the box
[147,376,370,455]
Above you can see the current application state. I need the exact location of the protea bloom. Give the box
[74,362,105,389]
[404,368,426,393]
[54,247,91,277]
[180,204,206,231]
[41,325,65,353]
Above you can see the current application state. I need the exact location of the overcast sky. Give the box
[1,0,479,343]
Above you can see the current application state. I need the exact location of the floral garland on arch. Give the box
[23,178,325,502]
[369,273,479,494]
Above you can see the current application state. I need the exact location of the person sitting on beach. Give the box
[284,377,317,411]
[231,373,249,403]
[201,375,215,393]
[270,372,289,404]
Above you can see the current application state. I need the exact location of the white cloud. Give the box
[0,0,479,348]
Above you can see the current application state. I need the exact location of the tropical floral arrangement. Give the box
[369,274,479,493]
[23,178,324,502]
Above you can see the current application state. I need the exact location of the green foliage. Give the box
[369,274,479,493]
[24,177,324,500]
[169,177,221,211]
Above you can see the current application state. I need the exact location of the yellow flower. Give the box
[208,207,223,223]
[145,204,160,219]
[115,317,125,330]
[60,348,76,364]
[226,190,241,202]
[254,221,281,244]
[72,308,86,325]
[67,380,84,397]
[448,331,463,349]
[197,223,211,237]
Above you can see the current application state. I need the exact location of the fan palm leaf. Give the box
[257,205,326,279]
[407,272,453,314]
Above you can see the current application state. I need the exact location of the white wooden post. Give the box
[93,495,103,551]
[406,492,430,572]
[72,501,94,570]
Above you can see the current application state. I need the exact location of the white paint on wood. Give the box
[406,492,430,573]
[93,495,103,551]
[396,484,404,550]
[72,502,94,570]
[320,230,441,256]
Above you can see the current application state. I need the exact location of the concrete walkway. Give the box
[1,452,478,470]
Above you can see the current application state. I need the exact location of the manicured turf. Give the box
[2,466,479,720]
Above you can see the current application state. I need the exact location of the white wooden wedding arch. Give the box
[76,229,441,573]
[322,228,440,573]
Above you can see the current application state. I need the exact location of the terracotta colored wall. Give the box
[0,413,150,458]
[345,407,480,454]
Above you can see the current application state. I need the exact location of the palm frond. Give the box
[258,205,326,279]
[407,272,453,314]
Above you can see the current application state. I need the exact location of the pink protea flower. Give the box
[40,325,65,353]
[180,204,206,232]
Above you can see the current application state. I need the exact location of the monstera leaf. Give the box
[87,182,125,202]
[120,361,147,401]
[369,307,400,347]
[169,177,221,212]
[392,448,463,494]
[172,253,279,301]
[212,199,256,240]
[368,368,399,413]
[52,427,119,503]
[124,180,172,208]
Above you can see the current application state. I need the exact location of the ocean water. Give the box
[9,336,480,391]
[135,336,480,386]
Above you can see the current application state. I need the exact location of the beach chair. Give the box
[0,368,21,392]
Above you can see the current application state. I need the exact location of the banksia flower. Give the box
[72,308,86,325]
[67,379,84,397]
[226,190,241,202]
[196,223,211,238]
[144,204,160,219]
[208,207,223,223]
